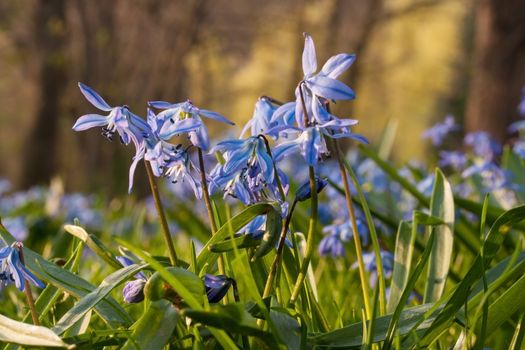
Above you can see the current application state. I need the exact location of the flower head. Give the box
[422,115,459,146]
[210,136,287,204]
[0,243,45,291]
[294,177,327,202]
[73,83,150,147]
[204,274,233,303]
[123,279,146,303]
[149,100,233,152]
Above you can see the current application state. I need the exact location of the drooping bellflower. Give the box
[149,100,234,152]
[0,243,45,291]
[204,274,233,303]
[422,115,459,146]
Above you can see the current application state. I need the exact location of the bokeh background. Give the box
[1,0,524,195]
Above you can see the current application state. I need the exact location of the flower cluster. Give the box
[73,84,234,197]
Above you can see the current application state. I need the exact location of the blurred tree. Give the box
[21,0,67,187]
[465,0,525,141]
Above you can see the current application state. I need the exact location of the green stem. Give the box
[289,166,318,305]
[262,200,297,299]
[259,134,286,202]
[144,161,178,266]
[332,140,372,319]
[197,148,225,275]
[16,244,40,325]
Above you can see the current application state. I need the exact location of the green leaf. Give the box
[424,169,455,303]
[194,203,274,271]
[116,239,238,349]
[52,263,147,335]
[309,304,438,348]
[0,313,70,348]
[413,211,446,226]
[252,204,282,261]
[419,204,525,346]
[0,224,133,329]
[122,300,179,350]
[63,224,122,270]
[184,303,279,348]
[388,221,415,313]
[209,234,260,253]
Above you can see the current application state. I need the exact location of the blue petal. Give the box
[302,128,320,166]
[148,101,177,109]
[0,246,12,259]
[211,139,247,153]
[128,147,145,193]
[307,76,355,100]
[7,249,24,290]
[255,142,274,182]
[72,114,108,131]
[78,83,112,111]
[199,109,234,125]
[234,181,252,205]
[271,102,296,126]
[311,97,331,123]
[328,131,369,144]
[189,124,210,151]
[302,33,317,76]
[159,118,202,139]
[19,262,45,289]
[320,118,359,128]
[320,53,356,79]
[273,140,300,161]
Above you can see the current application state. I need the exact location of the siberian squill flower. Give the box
[355,250,394,287]
[117,256,147,303]
[127,108,202,193]
[241,97,280,137]
[204,274,233,303]
[464,131,501,161]
[72,83,150,147]
[149,100,233,152]
[422,115,460,146]
[438,150,467,170]
[210,137,288,204]
[295,33,356,127]
[319,218,369,258]
[0,243,45,291]
[294,177,327,202]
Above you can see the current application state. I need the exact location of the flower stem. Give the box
[197,148,225,275]
[289,166,318,305]
[333,139,372,319]
[144,161,178,266]
[16,244,39,325]
[258,134,286,201]
[262,200,297,299]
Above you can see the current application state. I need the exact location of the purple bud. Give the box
[295,177,327,202]
[123,279,146,303]
[204,274,233,303]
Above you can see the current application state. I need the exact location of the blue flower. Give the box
[210,136,287,204]
[241,97,279,137]
[319,218,369,258]
[0,243,45,291]
[464,132,501,161]
[294,177,327,202]
[271,119,367,166]
[149,100,233,152]
[204,274,233,303]
[73,83,150,147]
[422,115,459,146]
[123,279,146,303]
[164,151,204,199]
[462,161,514,192]
[438,151,467,170]
[2,217,28,242]
[513,141,525,159]
[354,250,394,287]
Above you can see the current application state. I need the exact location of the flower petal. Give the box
[320,53,356,79]
[307,75,355,100]
[78,83,112,111]
[302,33,317,76]
[159,118,202,139]
[199,109,234,125]
[72,114,108,131]
[148,101,177,109]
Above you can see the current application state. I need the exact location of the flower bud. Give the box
[294,177,327,202]
[123,279,146,303]
[204,274,233,303]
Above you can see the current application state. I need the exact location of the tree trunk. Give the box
[21,0,68,187]
[465,0,525,141]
